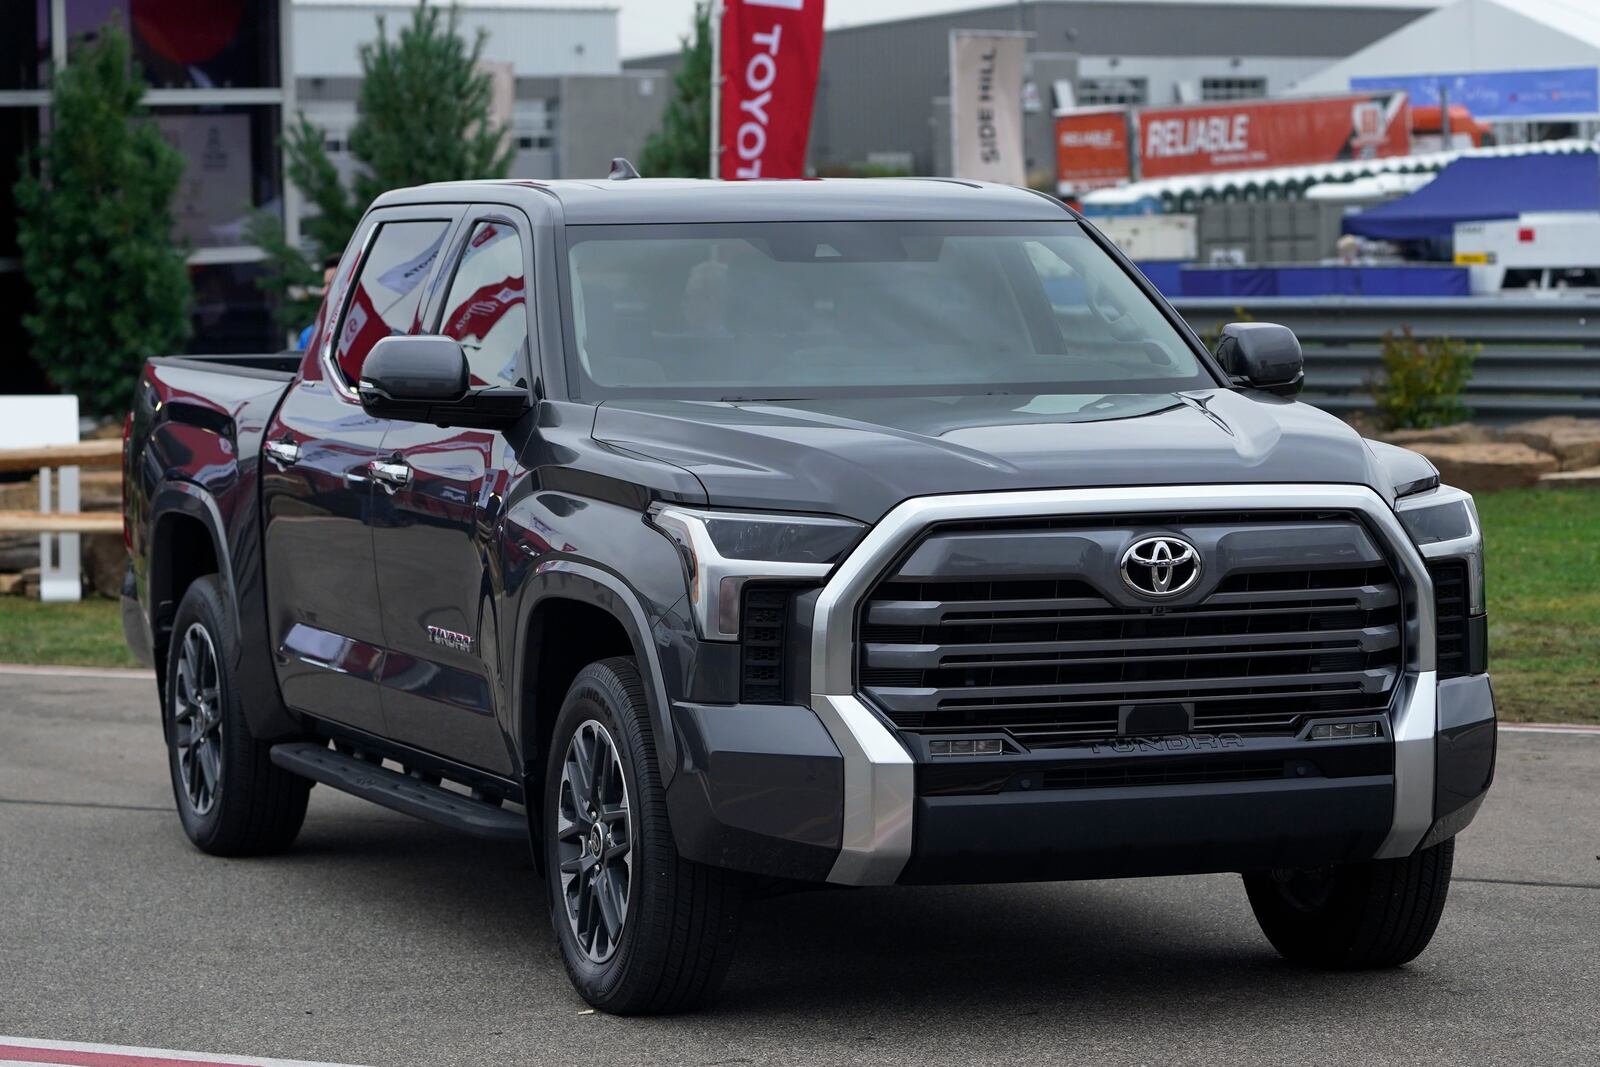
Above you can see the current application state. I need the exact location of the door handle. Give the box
[263,438,300,468]
[368,458,413,490]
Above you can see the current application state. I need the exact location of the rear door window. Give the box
[333,219,451,386]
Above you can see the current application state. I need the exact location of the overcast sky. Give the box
[576,0,1443,59]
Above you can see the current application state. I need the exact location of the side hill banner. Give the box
[1136,93,1411,180]
[949,31,1028,185]
[717,0,826,180]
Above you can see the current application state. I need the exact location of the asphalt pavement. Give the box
[1,666,1596,1067]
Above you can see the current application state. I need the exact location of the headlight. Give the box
[648,504,865,640]
[1395,485,1484,613]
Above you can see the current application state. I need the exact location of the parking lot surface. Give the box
[2,667,1596,1067]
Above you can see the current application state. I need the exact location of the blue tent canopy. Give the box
[1342,152,1600,241]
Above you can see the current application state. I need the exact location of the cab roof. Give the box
[378,176,1076,225]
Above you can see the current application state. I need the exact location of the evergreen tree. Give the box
[251,1,513,331]
[639,2,714,178]
[14,22,191,418]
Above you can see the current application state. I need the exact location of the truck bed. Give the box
[148,351,302,381]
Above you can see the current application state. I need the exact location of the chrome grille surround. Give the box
[806,485,1438,887]
[858,515,1406,747]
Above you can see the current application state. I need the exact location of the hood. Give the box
[592,390,1392,523]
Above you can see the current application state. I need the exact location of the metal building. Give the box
[2,0,293,369]
[627,0,1435,183]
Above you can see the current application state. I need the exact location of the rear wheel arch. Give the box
[148,490,231,698]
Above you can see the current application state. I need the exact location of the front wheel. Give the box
[1243,837,1455,969]
[543,657,743,1014]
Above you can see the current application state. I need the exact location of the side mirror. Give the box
[358,335,529,431]
[1214,322,1304,396]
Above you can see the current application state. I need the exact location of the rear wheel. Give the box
[164,576,310,855]
[543,657,743,1014]
[1244,838,1455,968]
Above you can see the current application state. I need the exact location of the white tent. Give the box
[1078,138,1596,212]
[1289,0,1600,108]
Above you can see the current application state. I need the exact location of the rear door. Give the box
[263,208,459,732]
[369,213,534,774]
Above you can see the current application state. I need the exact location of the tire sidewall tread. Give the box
[165,576,309,856]
[543,656,741,1014]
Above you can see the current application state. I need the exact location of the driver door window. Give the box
[439,220,530,387]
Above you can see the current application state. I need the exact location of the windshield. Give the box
[562,220,1214,400]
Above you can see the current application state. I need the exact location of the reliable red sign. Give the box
[717,0,826,180]
[1054,108,1132,194]
[1135,92,1411,180]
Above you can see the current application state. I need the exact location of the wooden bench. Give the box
[0,438,124,600]
[0,511,123,534]
[0,439,123,473]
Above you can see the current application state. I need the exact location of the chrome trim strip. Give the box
[808,483,1438,886]
[649,505,833,641]
[1377,668,1438,858]
[810,694,916,885]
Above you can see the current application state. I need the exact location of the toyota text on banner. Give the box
[716,0,826,180]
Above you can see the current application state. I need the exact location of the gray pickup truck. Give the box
[122,174,1495,1014]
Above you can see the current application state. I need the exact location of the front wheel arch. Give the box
[511,570,679,863]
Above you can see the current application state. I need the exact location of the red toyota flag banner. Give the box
[715,0,825,180]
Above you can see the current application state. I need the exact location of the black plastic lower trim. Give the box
[1430,673,1496,845]
[121,564,155,669]
[900,776,1394,884]
[666,701,844,881]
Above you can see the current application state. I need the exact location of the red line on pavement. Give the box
[0,1044,261,1067]
[1500,722,1600,734]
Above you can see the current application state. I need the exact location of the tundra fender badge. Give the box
[426,625,473,653]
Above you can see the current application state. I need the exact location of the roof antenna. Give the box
[609,157,641,180]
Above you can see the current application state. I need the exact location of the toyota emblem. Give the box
[1120,536,1202,598]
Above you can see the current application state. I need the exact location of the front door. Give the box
[263,212,456,733]
[371,216,533,774]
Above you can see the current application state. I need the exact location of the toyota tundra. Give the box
[121,174,1495,1014]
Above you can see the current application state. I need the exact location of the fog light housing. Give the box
[929,739,1004,756]
[1309,721,1380,740]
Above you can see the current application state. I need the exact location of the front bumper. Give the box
[666,485,1496,886]
[668,674,1494,885]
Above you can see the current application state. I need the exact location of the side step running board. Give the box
[270,742,527,842]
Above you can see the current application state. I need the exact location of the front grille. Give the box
[1429,560,1470,677]
[858,518,1404,749]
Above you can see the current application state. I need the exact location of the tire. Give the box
[542,657,743,1014]
[1243,837,1455,969]
[164,575,310,856]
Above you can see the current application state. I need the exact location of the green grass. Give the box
[1475,488,1600,724]
[0,596,142,669]
[1,488,1596,720]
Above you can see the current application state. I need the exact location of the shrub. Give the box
[14,23,190,418]
[638,2,713,178]
[1371,327,1478,430]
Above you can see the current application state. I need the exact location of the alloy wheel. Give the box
[555,719,633,963]
[172,622,224,816]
